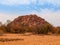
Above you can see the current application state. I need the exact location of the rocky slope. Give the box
[7,14,53,34]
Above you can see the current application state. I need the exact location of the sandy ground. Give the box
[0,34,60,45]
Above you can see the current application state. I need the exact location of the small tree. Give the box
[54,27,60,34]
[34,23,54,34]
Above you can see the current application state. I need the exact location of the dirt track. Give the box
[0,34,60,45]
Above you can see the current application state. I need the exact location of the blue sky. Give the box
[0,0,60,26]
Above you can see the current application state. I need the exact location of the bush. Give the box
[34,23,54,34]
[54,27,60,34]
[0,25,7,33]
[7,24,27,33]
[7,22,54,34]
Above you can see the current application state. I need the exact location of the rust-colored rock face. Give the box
[7,14,51,33]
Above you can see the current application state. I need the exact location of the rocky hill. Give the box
[7,14,53,34]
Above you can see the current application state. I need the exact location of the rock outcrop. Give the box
[7,14,53,34]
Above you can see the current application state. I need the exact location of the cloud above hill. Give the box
[0,0,30,5]
[39,9,60,26]
[0,0,60,6]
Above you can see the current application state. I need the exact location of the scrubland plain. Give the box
[0,34,60,45]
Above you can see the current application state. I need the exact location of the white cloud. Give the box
[0,13,20,24]
[0,0,60,5]
[46,0,60,5]
[39,0,60,6]
[0,0,30,5]
[38,9,60,26]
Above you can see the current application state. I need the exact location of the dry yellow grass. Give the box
[0,34,60,45]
